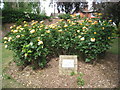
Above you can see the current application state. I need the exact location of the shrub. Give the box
[2,9,51,24]
[3,15,116,69]
[58,14,72,20]
[58,13,81,21]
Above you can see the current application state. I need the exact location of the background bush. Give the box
[58,14,72,20]
[2,9,51,24]
[3,15,117,69]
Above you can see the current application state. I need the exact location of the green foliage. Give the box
[3,15,116,69]
[3,2,41,14]
[2,73,12,80]
[58,14,72,20]
[70,71,76,76]
[77,72,85,86]
[2,9,50,24]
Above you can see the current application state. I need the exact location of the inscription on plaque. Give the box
[62,59,74,68]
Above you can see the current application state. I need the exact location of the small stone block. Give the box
[59,55,77,75]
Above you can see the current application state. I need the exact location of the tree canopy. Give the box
[56,2,88,14]
[93,2,120,28]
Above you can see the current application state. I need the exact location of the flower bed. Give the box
[3,15,116,69]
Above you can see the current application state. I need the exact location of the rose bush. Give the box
[3,15,117,69]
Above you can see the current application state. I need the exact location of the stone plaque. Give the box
[59,55,77,75]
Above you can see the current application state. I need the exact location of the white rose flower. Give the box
[4,37,8,40]
[77,30,80,33]
[13,30,18,33]
[16,35,20,38]
[4,41,7,43]
[90,38,95,42]
[5,45,8,48]
[38,41,43,45]
[24,53,28,57]
[10,26,13,29]
[20,28,24,30]
[30,29,35,33]
[8,37,12,41]
[80,37,85,41]
[29,42,33,46]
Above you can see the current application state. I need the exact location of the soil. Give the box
[5,52,119,88]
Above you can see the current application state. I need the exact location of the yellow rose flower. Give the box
[10,26,13,29]
[108,37,110,39]
[59,19,64,22]
[40,21,44,24]
[45,26,48,29]
[41,34,44,36]
[82,26,87,29]
[91,23,95,25]
[46,30,50,33]
[67,19,70,22]
[13,25,16,27]
[16,25,22,29]
[78,35,82,38]
[20,28,24,30]
[58,30,62,32]
[102,27,105,30]
[73,14,76,16]
[21,35,24,37]
[91,38,95,42]
[109,20,112,22]
[94,32,97,34]
[94,21,98,24]
[86,18,89,21]
[72,23,76,25]
[64,24,68,27]
[88,20,92,23]
[98,13,102,15]
[81,20,84,22]
[23,21,27,23]
[31,22,35,26]
[32,20,35,22]
[79,23,82,25]
[24,24,28,27]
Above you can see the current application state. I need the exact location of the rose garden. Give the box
[1,1,120,88]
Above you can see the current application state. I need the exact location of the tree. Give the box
[93,2,120,28]
[56,2,88,14]
[2,2,41,15]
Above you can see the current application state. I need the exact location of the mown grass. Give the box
[108,37,120,54]
[1,43,26,88]
[1,37,119,88]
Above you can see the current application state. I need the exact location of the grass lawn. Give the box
[1,43,26,88]
[1,37,119,88]
[108,37,120,54]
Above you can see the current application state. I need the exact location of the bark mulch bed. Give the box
[5,52,119,88]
